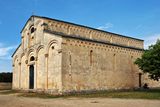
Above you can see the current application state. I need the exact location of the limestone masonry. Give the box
[12,15,160,94]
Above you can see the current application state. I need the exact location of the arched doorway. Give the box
[29,65,34,89]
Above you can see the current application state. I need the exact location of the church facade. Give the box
[12,15,159,94]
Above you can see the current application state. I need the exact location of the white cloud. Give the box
[97,23,113,30]
[0,44,17,60]
[143,34,160,49]
[0,46,16,57]
[0,43,17,73]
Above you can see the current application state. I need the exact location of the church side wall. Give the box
[61,37,143,92]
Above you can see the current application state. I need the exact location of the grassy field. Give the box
[1,89,160,100]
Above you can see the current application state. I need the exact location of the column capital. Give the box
[45,53,48,57]
[18,62,21,65]
[35,57,38,61]
[25,60,28,64]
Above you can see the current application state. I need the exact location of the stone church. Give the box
[12,15,159,94]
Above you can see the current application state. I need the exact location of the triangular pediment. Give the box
[21,15,43,34]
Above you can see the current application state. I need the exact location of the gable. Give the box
[12,44,21,58]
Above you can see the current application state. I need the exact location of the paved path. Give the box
[0,94,160,107]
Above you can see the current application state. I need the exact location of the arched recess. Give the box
[27,48,35,61]
[47,40,58,53]
[36,45,45,89]
[27,48,36,89]
[13,55,18,65]
[20,53,27,89]
[48,41,60,89]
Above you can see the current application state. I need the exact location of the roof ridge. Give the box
[21,15,144,41]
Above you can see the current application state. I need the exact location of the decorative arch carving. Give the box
[36,45,44,61]
[20,53,25,59]
[27,48,35,61]
[13,55,18,64]
[27,48,34,56]
[19,53,25,64]
[29,25,34,31]
[36,45,44,54]
[36,45,45,88]
[46,40,58,54]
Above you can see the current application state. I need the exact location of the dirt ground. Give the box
[0,94,160,107]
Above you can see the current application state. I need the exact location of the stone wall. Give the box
[61,37,143,92]
[142,74,160,88]
[12,45,22,89]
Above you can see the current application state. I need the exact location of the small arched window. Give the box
[51,46,55,50]
[31,27,35,33]
[30,56,35,61]
[90,50,93,66]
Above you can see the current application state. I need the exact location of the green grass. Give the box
[92,90,160,99]
[18,89,160,100]
[1,89,160,100]
[66,89,160,100]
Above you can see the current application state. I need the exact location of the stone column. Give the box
[25,60,28,89]
[45,53,48,90]
[12,64,15,89]
[18,62,21,89]
[34,57,38,89]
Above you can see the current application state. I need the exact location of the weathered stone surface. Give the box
[12,16,160,94]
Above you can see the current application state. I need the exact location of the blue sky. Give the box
[0,0,160,72]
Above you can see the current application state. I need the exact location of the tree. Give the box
[135,39,160,81]
[0,72,12,82]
